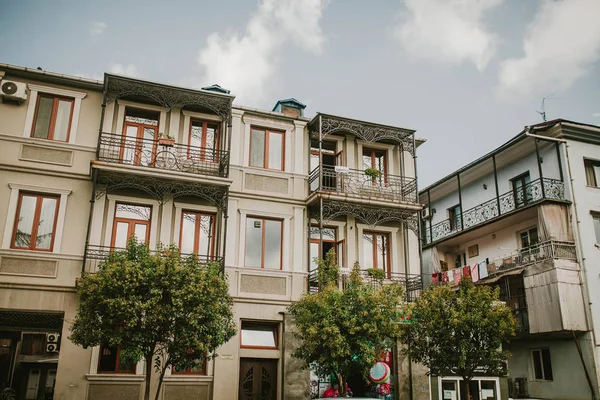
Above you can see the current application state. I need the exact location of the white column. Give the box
[292,206,305,272]
[284,128,292,173]
[294,121,307,174]
[346,216,357,267]
[89,191,107,247]
[231,110,244,166]
[169,108,181,142]
[159,199,174,247]
[102,102,116,133]
[226,199,239,267]
[346,135,356,169]
[237,208,247,268]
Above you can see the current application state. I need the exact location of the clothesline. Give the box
[431,260,490,284]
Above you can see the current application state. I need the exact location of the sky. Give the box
[1,0,599,186]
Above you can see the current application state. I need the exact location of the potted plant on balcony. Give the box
[364,167,381,179]
[158,132,175,146]
[366,267,386,281]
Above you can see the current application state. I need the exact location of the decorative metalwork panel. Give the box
[424,178,566,245]
[309,114,415,155]
[98,132,229,178]
[105,75,232,119]
[95,170,228,209]
[314,201,419,235]
[84,244,223,274]
[309,166,417,203]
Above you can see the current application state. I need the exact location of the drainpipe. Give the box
[279,311,287,400]
[525,131,598,396]
[81,169,98,275]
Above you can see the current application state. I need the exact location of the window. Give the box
[593,214,600,244]
[519,227,538,249]
[362,147,387,174]
[188,119,220,161]
[180,211,215,257]
[245,217,283,269]
[172,350,207,375]
[585,159,600,187]
[98,345,136,374]
[249,127,284,170]
[362,231,390,277]
[20,334,46,356]
[31,94,74,141]
[240,322,278,349]
[448,205,462,231]
[512,172,532,208]
[111,203,152,248]
[309,227,344,270]
[121,108,160,167]
[11,193,60,251]
[532,348,553,381]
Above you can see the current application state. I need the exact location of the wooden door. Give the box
[121,122,158,166]
[239,359,277,400]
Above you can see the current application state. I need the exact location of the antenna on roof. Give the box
[537,93,556,122]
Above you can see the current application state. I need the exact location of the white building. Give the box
[420,120,600,400]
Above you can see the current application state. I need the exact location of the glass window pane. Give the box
[98,346,118,372]
[134,224,147,243]
[198,215,214,256]
[14,195,37,248]
[250,129,265,167]
[481,380,498,399]
[113,222,129,248]
[542,349,553,380]
[241,324,277,348]
[245,218,263,268]
[310,227,335,240]
[264,220,282,269]
[123,125,138,164]
[363,233,374,269]
[376,234,389,273]
[206,123,218,150]
[36,197,57,250]
[532,350,543,379]
[115,204,151,220]
[594,217,600,244]
[33,97,53,139]
[180,212,197,254]
[140,128,156,166]
[268,132,283,170]
[593,165,600,187]
[190,121,204,148]
[53,100,71,141]
[310,242,319,270]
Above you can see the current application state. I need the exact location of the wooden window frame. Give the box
[363,231,391,279]
[244,217,283,270]
[179,211,216,257]
[30,94,75,142]
[111,202,152,248]
[584,159,600,188]
[310,226,346,268]
[97,345,136,374]
[249,126,285,171]
[511,171,532,207]
[171,352,207,375]
[11,192,60,252]
[188,118,220,161]
[362,146,388,183]
[240,321,279,350]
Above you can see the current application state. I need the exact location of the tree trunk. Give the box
[144,355,153,400]
[464,378,471,400]
[338,373,347,397]
[154,356,170,400]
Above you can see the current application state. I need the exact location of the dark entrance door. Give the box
[239,359,277,400]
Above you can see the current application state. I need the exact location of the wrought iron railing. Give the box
[309,165,417,203]
[97,132,230,178]
[307,269,423,301]
[424,178,565,244]
[84,244,223,274]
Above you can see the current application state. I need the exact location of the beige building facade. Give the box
[0,64,425,400]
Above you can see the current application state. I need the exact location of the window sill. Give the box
[0,248,83,261]
[86,374,145,382]
[163,375,213,383]
[0,133,96,152]
[586,185,600,189]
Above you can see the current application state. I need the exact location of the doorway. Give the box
[239,358,278,400]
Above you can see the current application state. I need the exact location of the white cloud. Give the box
[392,0,503,71]
[90,22,107,36]
[196,0,327,104]
[593,112,600,118]
[498,0,600,97]
[109,63,139,78]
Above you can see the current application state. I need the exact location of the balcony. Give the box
[83,244,223,274]
[97,132,229,178]
[307,269,423,301]
[308,165,418,205]
[424,178,566,245]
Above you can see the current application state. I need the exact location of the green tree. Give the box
[70,240,236,400]
[400,279,516,400]
[288,249,403,397]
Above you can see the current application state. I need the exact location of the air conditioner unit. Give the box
[46,332,60,343]
[46,342,59,353]
[0,80,27,103]
[421,208,431,219]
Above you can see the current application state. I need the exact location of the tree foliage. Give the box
[70,239,236,400]
[288,249,403,396]
[400,279,516,399]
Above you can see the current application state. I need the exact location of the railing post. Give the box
[534,138,545,198]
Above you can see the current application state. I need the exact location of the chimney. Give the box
[272,98,306,117]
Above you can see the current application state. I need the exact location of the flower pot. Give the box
[158,138,175,146]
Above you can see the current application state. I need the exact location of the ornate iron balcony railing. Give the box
[309,165,417,204]
[97,132,230,178]
[424,178,565,245]
[307,269,423,301]
[84,244,223,274]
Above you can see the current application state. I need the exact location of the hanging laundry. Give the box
[455,269,462,284]
[432,273,439,283]
[479,261,489,280]
[442,271,449,283]
[463,266,471,277]
[471,263,479,283]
